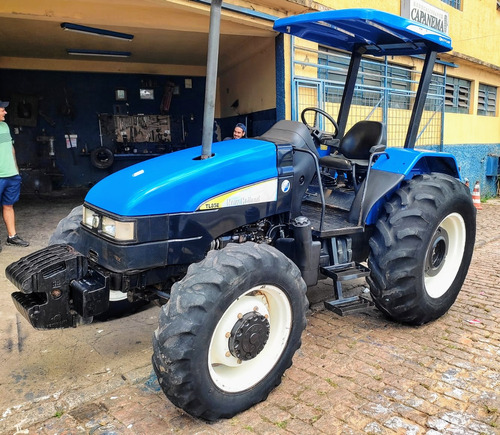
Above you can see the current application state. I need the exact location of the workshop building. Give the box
[0,0,498,196]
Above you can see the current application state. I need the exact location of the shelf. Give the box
[80,153,161,158]
[113,153,161,158]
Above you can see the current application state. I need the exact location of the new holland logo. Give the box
[198,179,278,210]
[281,179,291,193]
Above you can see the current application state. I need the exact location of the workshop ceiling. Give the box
[0,0,293,76]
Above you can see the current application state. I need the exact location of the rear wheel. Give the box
[152,242,308,421]
[368,173,476,325]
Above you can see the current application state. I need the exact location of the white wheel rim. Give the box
[208,284,292,392]
[424,212,466,298]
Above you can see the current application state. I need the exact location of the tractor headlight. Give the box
[101,216,135,241]
[83,206,99,229]
[82,206,135,241]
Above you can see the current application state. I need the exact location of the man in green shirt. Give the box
[0,100,29,251]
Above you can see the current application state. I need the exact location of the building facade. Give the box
[0,0,498,195]
[280,0,499,197]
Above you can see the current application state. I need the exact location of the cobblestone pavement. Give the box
[1,196,498,435]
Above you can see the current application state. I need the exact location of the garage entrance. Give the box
[0,0,279,191]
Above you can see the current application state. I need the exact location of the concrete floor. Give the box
[0,191,164,432]
[0,192,498,434]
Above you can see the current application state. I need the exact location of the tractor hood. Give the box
[85,139,278,216]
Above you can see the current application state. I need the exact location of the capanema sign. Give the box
[401,0,449,34]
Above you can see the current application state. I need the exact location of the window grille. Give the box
[441,0,461,10]
[426,74,446,111]
[387,64,412,110]
[445,76,470,114]
[478,84,497,116]
[292,43,445,148]
[318,47,412,109]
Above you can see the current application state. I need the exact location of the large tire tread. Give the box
[368,173,475,325]
[152,242,308,421]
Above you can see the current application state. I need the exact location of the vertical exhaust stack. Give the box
[201,0,222,159]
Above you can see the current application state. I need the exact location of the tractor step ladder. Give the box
[321,262,374,316]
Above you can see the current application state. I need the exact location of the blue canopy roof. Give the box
[273,8,452,56]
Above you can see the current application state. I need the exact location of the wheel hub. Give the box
[228,312,270,361]
[425,227,449,277]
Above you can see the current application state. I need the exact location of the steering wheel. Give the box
[300,107,339,145]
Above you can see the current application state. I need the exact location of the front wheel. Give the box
[368,173,476,325]
[152,242,308,421]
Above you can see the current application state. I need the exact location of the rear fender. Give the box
[350,148,462,225]
[373,148,460,180]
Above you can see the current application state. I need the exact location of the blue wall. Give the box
[218,108,277,141]
[0,69,208,189]
[275,34,286,122]
[421,143,500,198]
[0,69,278,191]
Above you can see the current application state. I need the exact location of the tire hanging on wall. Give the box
[90,146,114,169]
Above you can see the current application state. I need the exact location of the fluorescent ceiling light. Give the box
[61,22,134,41]
[67,49,131,58]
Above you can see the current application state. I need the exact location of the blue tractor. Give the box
[6,9,475,420]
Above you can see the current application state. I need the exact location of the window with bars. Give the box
[318,48,412,108]
[441,0,461,10]
[478,84,497,116]
[295,43,445,147]
[425,74,446,111]
[445,76,470,114]
[318,49,348,87]
[387,65,412,110]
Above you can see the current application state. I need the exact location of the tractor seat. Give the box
[319,120,387,172]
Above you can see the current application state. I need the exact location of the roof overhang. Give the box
[0,0,282,75]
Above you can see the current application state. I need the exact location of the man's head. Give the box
[0,101,9,122]
[233,123,246,139]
